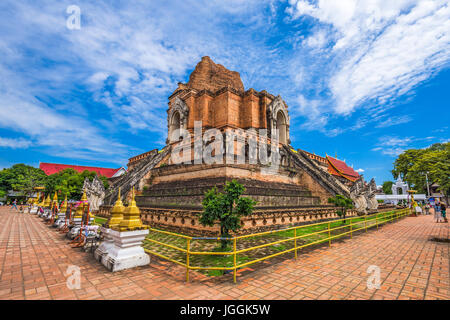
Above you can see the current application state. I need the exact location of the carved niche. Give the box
[267,96,290,145]
[167,96,189,143]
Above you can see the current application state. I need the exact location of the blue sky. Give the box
[0,0,449,185]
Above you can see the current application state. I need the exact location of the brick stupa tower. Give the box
[100,57,351,235]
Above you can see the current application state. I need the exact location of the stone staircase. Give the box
[284,146,350,198]
[102,146,172,206]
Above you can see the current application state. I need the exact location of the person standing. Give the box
[11,199,18,211]
[440,203,447,223]
[434,201,442,223]
[425,203,430,215]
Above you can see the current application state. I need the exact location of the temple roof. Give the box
[39,162,124,178]
[326,156,360,182]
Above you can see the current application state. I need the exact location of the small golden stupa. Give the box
[38,193,45,207]
[60,194,68,214]
[114,187,148,232]
[73,191,88,219]
[51,191,58,209]
[43,194,51,208]
[34,187,44,205]
[106,188,125,228]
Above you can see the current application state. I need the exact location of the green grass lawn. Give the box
[93,216,107,225]
[142,210,404,277]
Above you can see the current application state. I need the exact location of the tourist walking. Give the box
[425,203,430,215]
[434,202,443,223]
[440,203,447,223]
[11,199,18,211]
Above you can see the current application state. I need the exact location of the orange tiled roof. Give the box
[326,156,360,182]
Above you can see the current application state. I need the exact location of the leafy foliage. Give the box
[44,169,109,200]
[382,181,394,194]
[392,142,449,200]
[199,180,256,248]
[0,164,47,197]
[328,195,354,222]
[0,164,109,201]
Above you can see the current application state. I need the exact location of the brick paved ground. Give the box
[0,206,448,300]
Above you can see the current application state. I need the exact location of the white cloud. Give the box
[375,115,413,128]
[288,0,450,125]
[0,0,275,163]
[356,168,365,173]
[372,135,416,156]
[0,137,32,149]
[305,30,328,49]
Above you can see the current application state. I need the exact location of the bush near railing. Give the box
[142,209,410,283]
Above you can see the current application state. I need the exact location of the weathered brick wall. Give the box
[98,205,358,237]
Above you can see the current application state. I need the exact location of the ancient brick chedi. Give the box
[95,57,375,235]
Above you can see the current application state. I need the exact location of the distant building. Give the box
[392,176,409,196]
[376,177,428,205]
[39,162,126,178]
[299,150,360,186]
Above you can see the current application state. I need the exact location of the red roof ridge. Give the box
[39,162,121,170]
[39,162,124,178]
[326,155,360,182]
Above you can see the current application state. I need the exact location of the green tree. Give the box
[45,169,109,201]
[392,149,425,180]
[0,164,47,196]
[392,142,449,202]
[328,195,354,223]
[199,180,256,248]
[382,181,394,194]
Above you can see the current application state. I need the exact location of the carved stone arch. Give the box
[167,97,189,143]
[267,96,290,145]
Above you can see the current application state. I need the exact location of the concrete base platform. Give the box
[102,229,150,272]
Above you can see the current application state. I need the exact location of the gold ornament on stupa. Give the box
[408,190,418,207]
[38,193,45,206]
[34,187,44,205]
[43,194,51,208]
[51,191,58,209]
[106,188,125,228]
[60,194,68,214]
[33,194,39,205]
[73,190,88,219]
[114,187,147,232]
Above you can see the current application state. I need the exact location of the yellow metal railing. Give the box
[143,208,411,283]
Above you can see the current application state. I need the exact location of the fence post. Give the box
[233,238,237,284]
[294,228,298,258]
[328,222,331,247]
[364,216,367,232]
[350,221,353,239]
[376,214,378,230]
[186,239,190,283]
